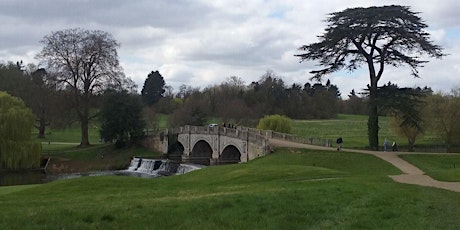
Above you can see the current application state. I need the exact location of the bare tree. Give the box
[424,90,460,152]
[37,28,126,146]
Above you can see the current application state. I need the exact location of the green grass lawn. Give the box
[400,154,460,182]
[34,125,101,144]
[1,148,460,229]
[291,114,440,150]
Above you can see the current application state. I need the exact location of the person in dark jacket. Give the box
[336,137,343,151]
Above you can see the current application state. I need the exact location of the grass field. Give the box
[291,114,441,151]
[1,148,460,229]
[34,125,101,144]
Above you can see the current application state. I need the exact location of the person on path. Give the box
[383,138,389,152]
[336,137,343,151]
[392,141,398,152]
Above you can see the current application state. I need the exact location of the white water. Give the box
[125,157,202,176]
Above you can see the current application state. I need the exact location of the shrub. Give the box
[257,114,292,133]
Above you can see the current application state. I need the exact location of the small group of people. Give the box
[222,123,236,129]
[383,138,397,152]
[336,136,398,152]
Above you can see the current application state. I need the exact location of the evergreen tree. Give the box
[297,5,444,150]
[141,70,166,106]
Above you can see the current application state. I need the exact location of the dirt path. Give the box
[269,138,460,192]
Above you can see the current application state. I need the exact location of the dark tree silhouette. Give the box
[296,5,444,150]
[141,70,166,106]
[99,89,145,148]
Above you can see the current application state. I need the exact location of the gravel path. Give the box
[269,138,460,192]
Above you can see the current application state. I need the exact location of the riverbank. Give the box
[43,144,163,174]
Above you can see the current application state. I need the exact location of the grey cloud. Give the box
[0,0,458,96]
[0,0,213,29]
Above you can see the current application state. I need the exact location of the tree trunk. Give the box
[80,116,90,147]
[37,106,47,139]
[37,119,46,139]
[368,103,379,150]
[368,82,379,150]
[408,139,414,152]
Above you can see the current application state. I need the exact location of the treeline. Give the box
[2,61,459,151]
[142,70,343,127]
[1,61,346,132]
[0,61,77,136]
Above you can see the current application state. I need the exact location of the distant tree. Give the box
[423,90,460,152]
[27,67,59,139]
[143,106,159,132]
[99,90,145,148]
[0,91,41,170]
[377,83,429,151]
[141,70,166,106]
[296,5,444,150]
[257,114,292,133]
[0,62,58,139]
[309,82,340,119]
[176,84,199,101]
[37,28,127,146]
[285,83,304,119]
[341,89,367,115]
[245,70,287,116]
[168,92,208,127]
[0,62,29,97]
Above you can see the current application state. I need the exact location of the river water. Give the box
[0,158,203,187]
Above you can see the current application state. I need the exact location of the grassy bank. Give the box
[1,148,460,229]
[401,154,460,182]
[43,144,163,174]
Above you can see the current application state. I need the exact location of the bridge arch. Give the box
[167,141,184,162]
[219,145,241,164]
[190,140,213,166]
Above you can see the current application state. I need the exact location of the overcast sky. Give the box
[1,0,459,98]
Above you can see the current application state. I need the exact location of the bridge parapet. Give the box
[242,127,332,147]
[166,125,331,147]
[174,125,254,140]
[160,125,332,165]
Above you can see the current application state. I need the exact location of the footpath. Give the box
[269,138,460,192]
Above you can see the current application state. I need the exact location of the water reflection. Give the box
[1,158,203,187]
[0,171,47,186]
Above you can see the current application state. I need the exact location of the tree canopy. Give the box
[99,90,145,148]
[0,91,41,170]
[296,5,444,150]
[37,28,128,146]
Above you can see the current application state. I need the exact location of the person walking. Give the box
[336,137,343,151]
[392,141,398,152]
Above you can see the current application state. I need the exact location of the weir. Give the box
[126,157,202,176]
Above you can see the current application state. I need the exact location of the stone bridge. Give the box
[160,125,332,166]
[162,126,269,166]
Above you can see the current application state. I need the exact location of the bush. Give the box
[257,114,292,133]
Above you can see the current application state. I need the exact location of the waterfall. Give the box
[127,158,141,171]
[125,157,202,176]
